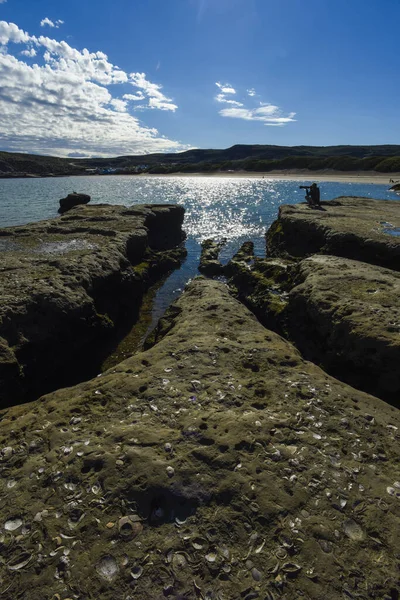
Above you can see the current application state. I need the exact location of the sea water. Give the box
[0,175,398,324]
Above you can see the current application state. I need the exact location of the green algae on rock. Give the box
[266,197,400,271]
[0,203,186,407]
[0,279,399,599]
[283,255,400,406]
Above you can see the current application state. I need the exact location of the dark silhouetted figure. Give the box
[299,183,321,207]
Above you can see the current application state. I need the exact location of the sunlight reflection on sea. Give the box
[0,174,398,325]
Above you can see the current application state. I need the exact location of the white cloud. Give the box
[40,18,64,29]
[219,105,296,126]
[129,72,178,112]
[215,81,296,126]
[0,1,7,4]
[0,21,30,44]
[123,92,145,102]
[20,48,37,57]
[0,20,186,156]
[215,83,243,108]
[216,81,236,94]
[215,93,243,107]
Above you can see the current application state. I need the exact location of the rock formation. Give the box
[0,197,399,599]
[0,278,399,600]
[266,197,400,271]
[58,193,91,214]
[0,204,186,406]
[224,197,400,404]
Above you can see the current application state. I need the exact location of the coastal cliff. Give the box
[0,204,186,406]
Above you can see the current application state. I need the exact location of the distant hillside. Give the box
[1,144,400,177]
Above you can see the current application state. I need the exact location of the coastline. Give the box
[147,170,400,186]
[1,170,400,186]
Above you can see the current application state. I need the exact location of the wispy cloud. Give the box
[0,20,186,156]
[215,82,296,126]
[216,81,236,94]
[220,105,296,126]
[214,82,243,107]
[40,18,64,29]
[129,72,178,111]
[0,1,7,4]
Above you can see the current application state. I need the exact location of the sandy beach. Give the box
[151,170,400,186]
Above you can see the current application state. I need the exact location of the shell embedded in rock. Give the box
[4,518,23,531]
[342,519,365,541]
[172,553,187,570]
[96,555,119,582]
[281,562,302,576]
[275,546,287,560]
[205,552,217,563]
[130,565,143,579]
[279,534,294,550]
[118,516,143,539]
[166,466,175,478]
[8,552,32,571]
[191,537,208,550]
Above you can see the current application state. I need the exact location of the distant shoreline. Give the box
[1,169,400,187]
[146,170,400,186]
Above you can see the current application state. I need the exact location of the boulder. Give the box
[0,279,399,599]
[58,192,91,214]
[0,204,186,406]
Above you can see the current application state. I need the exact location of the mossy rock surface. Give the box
[0,279,399,599]
[266,197,400,270]
[0,204,186,406]
[284,255,400,405]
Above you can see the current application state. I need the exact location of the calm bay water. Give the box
[1,175,398,324]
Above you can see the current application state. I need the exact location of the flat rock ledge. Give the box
[0,203,185,406]
[0,279,399,600]
[266,197,400,271]
[222,198,400,404]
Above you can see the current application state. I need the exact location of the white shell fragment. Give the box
[4,518,23,531]
[166,466,175,478]
[343,519,365,541]
[96,555,119,582]
[8,553,32,571]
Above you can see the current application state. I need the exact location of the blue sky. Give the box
[0,0,399,157]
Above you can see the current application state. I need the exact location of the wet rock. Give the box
[0,279,399,599]
[199,238,226,276]
[0,203,186,406]
[58,192,91,214]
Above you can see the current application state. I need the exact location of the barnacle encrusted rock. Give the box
[0,279,399,600]
[0,203,186,406]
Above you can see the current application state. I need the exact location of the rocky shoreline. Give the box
[0,198,399,599]
[0,204,186,406]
